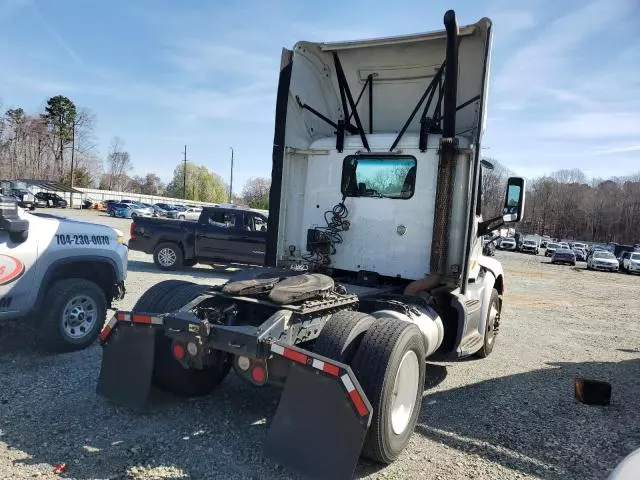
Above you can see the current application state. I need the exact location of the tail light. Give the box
[172,342,185,360]
[130,222,136,240]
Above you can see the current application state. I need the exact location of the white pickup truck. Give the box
[0,196,128,351]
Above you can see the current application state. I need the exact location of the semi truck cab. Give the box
[98,10,525,480]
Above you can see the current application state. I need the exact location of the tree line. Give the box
[0,95,271,207]
[482,160,640,244]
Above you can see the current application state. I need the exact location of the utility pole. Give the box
[70,123,76,208]
[229,147,234,203]
[183,144,187,200]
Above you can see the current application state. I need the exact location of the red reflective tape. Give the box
[132,314,152,324]
[99,325,112,342]
[348,389,368,417]
[283,348,308,365]
[116,312,126,321]
[323,362,340,377]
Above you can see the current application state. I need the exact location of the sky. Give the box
[1,0,639,188]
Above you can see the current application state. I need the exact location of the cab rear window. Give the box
[341,155,416,199]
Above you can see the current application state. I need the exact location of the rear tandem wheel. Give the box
[350,319,426,464]
[133,280,231,397]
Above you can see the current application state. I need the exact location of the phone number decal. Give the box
[55,234,111,246]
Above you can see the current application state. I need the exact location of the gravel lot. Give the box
[1,209,639,480]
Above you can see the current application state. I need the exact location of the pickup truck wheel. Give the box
[351,319,426,464]
[475,289,500,359]
[150,283,231,397]
[40,279,107,352]
[313,311,375,364]
[153,242,183,270]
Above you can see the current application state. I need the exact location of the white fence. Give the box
[28,186,223,209]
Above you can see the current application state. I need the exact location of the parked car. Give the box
[175,207,202,221]
[558,242,570,251]
[572,247,587,261]
[106,201,125,216]
[113,203,153,219]
[551,248,576,266]
[588,243,609,255]
[520,238,539,254]
[587,251,619,272]
[34,192,67,208]
[499,237,516,250]
[166,205,188,219]
[572,242,588,252]
[540,236,551,248]
[620,251,640,274]
[545,242,559,257]
[612,243,637,265]
[150,205,168,217]
[10,189,36,210]
[128,206,268,269]
[154,203,174,211]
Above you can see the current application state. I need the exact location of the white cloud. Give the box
[165,41,277,81]
[30,2,82,64]
[493,0,635,101]
[531,112,640,139]
[592,145,640,155]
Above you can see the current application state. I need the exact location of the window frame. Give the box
[340,154,417,200]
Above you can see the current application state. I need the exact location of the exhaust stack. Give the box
[430,9,460,280]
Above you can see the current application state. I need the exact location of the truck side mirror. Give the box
[502,177,525,223]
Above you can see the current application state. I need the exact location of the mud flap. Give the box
[265,362,371,480]
[97,323,156,409]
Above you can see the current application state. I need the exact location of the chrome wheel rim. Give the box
[391,350,420,435]
[158,248,177,267]
[62,295,98,339]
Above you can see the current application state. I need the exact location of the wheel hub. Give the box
[62,295,98,339]
[158,248,176,266]
[390,350,420,435]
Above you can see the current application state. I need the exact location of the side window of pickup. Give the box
[208,211,236,229]
[243,213,268,232]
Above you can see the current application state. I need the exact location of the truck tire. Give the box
[313,311,375,364]
[351,319,426,464]
[133,281,231,397]
[39,278,107,352]
[474,288,500,358]
[153,242,183,270]
[132,280,191,312]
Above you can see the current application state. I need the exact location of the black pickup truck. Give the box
[129,206,268,270]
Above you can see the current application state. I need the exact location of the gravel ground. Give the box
[1,209,639,480]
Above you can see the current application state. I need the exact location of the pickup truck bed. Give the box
[129,206,267,269]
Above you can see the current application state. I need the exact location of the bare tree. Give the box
[105,136,133,191]
[242,177,271,209]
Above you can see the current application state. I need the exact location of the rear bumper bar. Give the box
[97,309,372,479]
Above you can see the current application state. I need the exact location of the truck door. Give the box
[195,210,246,264]
[234,211,267,265]
[0,220,38,318]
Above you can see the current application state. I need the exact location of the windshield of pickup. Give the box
[341,155,416,199]
[547,243,559,249]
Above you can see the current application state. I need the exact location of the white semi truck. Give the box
[97,10,524,479]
